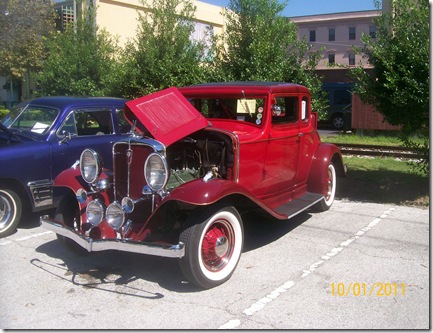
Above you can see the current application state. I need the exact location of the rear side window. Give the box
[302,97,309,122]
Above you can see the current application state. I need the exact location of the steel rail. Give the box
[335,143,425,159]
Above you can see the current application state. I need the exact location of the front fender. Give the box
[53,166,84,191]
[158,178,288,220]
[53,166,111,193]
[164,178,254,206]
[307,143,345,195]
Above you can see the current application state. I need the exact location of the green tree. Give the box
[0,0,54,97]
[111,0,208,98]
[351,0,429,173]
[36,0,118,96]
[208,0,326,116]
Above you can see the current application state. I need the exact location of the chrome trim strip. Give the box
[40,215,185,258]
[27,180,53,208]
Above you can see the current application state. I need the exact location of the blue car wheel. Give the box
[0,188,22,238]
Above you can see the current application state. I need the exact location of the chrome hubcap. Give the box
[0,195,12,228]
[215,236,229,257]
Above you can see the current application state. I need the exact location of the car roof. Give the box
[17,96,128,110]
[178,81,310,94]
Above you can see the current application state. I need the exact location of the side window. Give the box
[334,90,351,105]
[272,97,298,125]
[59,109,114,136]
[59,113,77,136]
[116,109,132,134]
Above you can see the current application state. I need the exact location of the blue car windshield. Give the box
[1,105,59,135]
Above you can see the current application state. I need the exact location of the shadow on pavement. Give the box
[33,209,313,294]
[337,169,428,206]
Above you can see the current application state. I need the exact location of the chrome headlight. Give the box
[106,202,125,230]
[80,149,103,184]
[144,153,169,192]
[86,200,105,227]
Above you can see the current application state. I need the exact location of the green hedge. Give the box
[0,108,10,120]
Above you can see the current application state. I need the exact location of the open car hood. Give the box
[124,87,210,147]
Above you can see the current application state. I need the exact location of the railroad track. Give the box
[335,143,425,159]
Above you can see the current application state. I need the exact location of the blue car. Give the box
[0,96,129,237]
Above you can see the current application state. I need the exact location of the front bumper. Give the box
[40,215,185,258]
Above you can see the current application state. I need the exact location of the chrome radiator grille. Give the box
[113,141,154,201]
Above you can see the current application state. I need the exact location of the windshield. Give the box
[187,97,266,126]
[1,104,59,135]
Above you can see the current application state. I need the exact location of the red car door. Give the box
[258,95,301,200]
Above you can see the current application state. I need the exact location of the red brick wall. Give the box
[351,94,401,131]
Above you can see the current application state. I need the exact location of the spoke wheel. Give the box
[0,188,22,238]
[180,205,243,289]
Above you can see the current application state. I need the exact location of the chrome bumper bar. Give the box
[40,215,185,258]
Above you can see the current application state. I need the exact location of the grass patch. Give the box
[322,132,425,147]
[337,156,429,207]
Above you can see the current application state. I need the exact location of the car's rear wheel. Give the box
[316,162,337,211]
[179,205,243,289]
[0,188,22,238]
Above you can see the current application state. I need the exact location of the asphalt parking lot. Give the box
[0,200,429,329]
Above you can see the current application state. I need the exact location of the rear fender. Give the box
[307,143,345,195]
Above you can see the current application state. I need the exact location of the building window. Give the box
[349,27,356,40]
[369,25,377,38]
[309,30,316,42]
[329,28,335,41]
[54,2,75,31]
[349,52,355,66]
[190,21,214,61]
[328,53,335,64]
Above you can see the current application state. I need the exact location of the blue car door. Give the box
[51,108,125,179]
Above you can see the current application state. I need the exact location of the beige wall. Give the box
[291,10,380,70]
[95,0,226,47]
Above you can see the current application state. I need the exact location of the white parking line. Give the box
[0,231,53,246]
[243,280,295,316]
[218,207,396,329]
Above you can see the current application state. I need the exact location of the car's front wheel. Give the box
[55,193,88,256]
[179,205,243,289]
[0,188,22,238]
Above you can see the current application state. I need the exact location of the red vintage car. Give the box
[41,82,346,289]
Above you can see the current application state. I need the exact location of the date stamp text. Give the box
[331,282,405,297]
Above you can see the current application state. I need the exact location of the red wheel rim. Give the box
[201,219,235,272]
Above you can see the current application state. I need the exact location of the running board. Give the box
[274,192,324,219]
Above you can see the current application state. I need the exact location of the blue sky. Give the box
[199,0,381,17]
